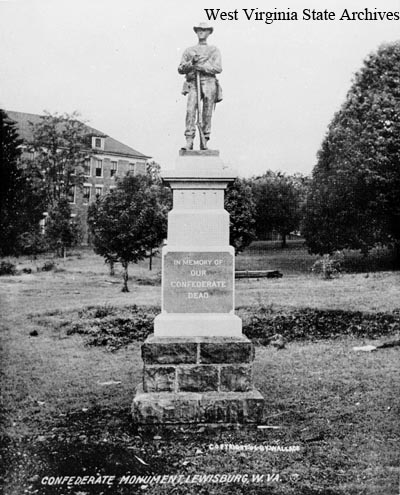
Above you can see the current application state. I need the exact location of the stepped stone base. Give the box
[132,385,264,424]
[132,335,265,424]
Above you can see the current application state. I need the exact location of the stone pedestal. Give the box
[132,150,264,424]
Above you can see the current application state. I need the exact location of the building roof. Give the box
[5,110,150,160]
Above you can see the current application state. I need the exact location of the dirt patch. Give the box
[1,404,367,495]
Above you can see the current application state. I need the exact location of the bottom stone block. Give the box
[132,384,264,424]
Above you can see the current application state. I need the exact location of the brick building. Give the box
[7,111,151,242]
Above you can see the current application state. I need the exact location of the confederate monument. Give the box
[132,24,264,424]
[178,22,222,151]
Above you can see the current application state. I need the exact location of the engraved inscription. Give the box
[163,252,233,313]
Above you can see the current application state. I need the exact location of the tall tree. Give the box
[303,42,400,264]
[88,174,168,292]
[224,178,256,254]
[27,111,91,254]
[0,109,45,255]
[28,111,90,207]
[252,171,305,247]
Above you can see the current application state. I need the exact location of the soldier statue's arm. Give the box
[178,48,195,74]
[194,47,222,75]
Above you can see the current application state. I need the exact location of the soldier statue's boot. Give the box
[200,136,209,150]
[184,137,193,150]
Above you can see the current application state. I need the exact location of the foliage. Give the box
[224,178,256,254]
[88,174,169,292]
[0,260,17,276]
[144,160,172,270]
[39,261,56,272]
[17,230,47,257]
[58,303,400,349]
[303,42,400,265]
[44,198,81,257]
[240,305,400,343]
[312,253,343,279]
[65,305,158,350]
[23,112,90,256]
[338,245,397,272]
[0,109,46,255]
[251,171,307,247]
[27,111,90,207]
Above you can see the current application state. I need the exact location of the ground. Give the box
[0,243,399,494]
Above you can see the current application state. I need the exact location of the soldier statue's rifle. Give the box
[196,70,207,150]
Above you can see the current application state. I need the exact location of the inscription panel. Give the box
[163,252,233,313]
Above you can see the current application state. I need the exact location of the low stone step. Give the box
[132,385,264,424]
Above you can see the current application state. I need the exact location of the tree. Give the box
[26,111,91,255]
[145,161,172,269]
[28,111,89,206]
[224,178,256,253]
[303,41,400,265]
[44,199,81,258]
[0,109,45,256]
[88,174,168,292]
[252,171,305,247]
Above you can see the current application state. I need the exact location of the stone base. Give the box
[179,150,220,157]
[154,313,242,338]
[162,149,237,183]
[132,335,265,424]
[132,385,264,424]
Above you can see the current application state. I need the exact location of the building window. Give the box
[94,159,103,177]
[67,186,76,204]
[136,162,146,174]
[92,137,104,150]
[110,161,118,177]
[83,159,91,176]
[83,185,91,204]
[95,186,103,197]
[128,162,146,175]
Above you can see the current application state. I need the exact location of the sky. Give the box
[1,0,400,177]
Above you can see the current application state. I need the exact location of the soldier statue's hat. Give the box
[193,22,213,33]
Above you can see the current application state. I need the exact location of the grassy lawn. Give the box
[1,245,399,494]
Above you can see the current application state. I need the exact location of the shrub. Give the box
[56,304,400,350]
[312,253,343,279]
[66,305,157,350]
[39,261,56,272]
[338,246,396,273]
[0,261,17,276]
[133,273,162,286]
[240,305,400,343]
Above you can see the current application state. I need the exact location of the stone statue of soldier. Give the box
[178,22,222,150]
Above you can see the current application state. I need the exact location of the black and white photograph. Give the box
[1,1,399,494]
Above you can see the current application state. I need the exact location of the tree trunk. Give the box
[121,261,129,292]
[109,259,115,276]
[281,233,287,248]
[149,248,153,271]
